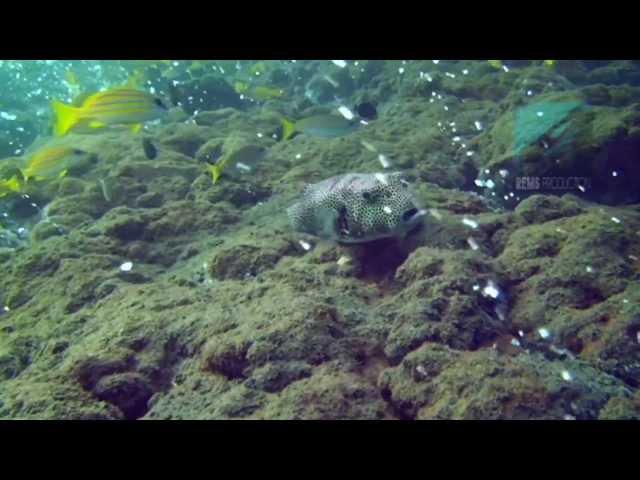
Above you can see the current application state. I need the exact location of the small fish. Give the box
[234,82,285,102]
[288,172,423,244]
[21,146,88,181]
[51,88,167,136]
[281,114,358,140]
[142,138,157,159]
[207,144,267,184]
[0,176,22,198]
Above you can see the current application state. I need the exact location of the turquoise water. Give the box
[0,60,639,420]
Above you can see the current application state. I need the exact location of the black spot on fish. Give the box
[356,102,377,120]
[142,138,157,160]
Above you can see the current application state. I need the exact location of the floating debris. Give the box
[482,280,500,299]
[119,261,133,272]
[462,217,478,229]
[338,106,355,120]
[337,255,350,266]
[298,240,311,251]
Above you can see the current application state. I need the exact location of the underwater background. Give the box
[0,59,639,420]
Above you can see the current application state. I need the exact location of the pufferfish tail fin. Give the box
[207,156,231,185]
[51,99,81,136]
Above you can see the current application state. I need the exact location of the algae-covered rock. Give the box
[379,342,631,419]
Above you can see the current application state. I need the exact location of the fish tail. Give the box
[51,99,80,136]
[281,117,296,140]
[207,164,223,184]
[6,175,23,192]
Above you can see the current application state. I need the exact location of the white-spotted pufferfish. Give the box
[288,172,424,244]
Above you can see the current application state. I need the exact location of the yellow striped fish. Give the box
[0,176,22,198]
[21,146,87,181]
[51,88,168,136]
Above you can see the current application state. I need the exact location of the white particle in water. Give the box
[578,185,586,193]
[398,67,405,74]
[120,262,133,272]
[378,154,391,169]
[611,217,621,224]
[499,169,509,178]
[485,179,495,189]
[538,328,550,339]
[537,111,544,117]
[474,179,485,187]
[0,112,17,120]
[511,338,521,347]
[466,151,474,157]
[337,255,350,266]
[453,136,461,142]
[299,240,311,251]
[561,370,573,381]
[331,60,347,68]
[563,414,576,420]
[637,331,640,344]
[444,105,449,111]
[462,217,478,229]
[483,281,500,299]
[257,133,263,138]
[518,330,524,337]
[612,171,618,177]
[462,69,469,75]
[295,153,301,159]
[527,90,533,96]
[472,285,480,291]
[467,237,479,250]
[383,206,392,214]
[3,306,9,312]
[338,105,355,120]
[432,60,440,64]
[586,266,594,273]
[474,121,483,131]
